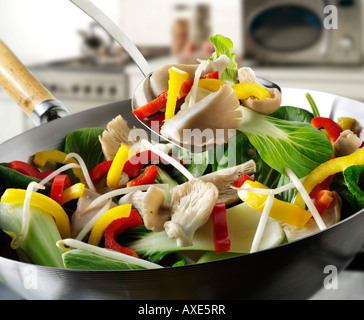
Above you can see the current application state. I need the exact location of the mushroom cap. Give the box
[164,179,219,247]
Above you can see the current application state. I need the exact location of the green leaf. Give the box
[62,248,145,270]
[342,165,364,209]
[207,34,238,85]
[64,127,105,172]
[238,106,333,178]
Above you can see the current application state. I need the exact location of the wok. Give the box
[0,85,364,299]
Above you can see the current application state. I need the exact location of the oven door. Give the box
[244,0,330,64]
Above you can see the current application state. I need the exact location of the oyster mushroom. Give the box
[164,179,219,247]
[99,115,148,160]
[200,160,256,206]
[238,67,281,115]
[160,84,243,147]
[118,185,170,232]
[333,130,362,157]
[283,191,342,242]
[149,55,231,97]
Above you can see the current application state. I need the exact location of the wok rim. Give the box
[0,87,364,274]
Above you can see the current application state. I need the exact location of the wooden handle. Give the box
[0,40,55,117]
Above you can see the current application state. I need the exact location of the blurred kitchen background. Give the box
[0,0,364,144]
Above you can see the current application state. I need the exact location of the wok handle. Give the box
[0,40,69,125]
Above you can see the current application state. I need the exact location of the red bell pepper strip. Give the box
[177,70,219,99]
[211,203,231,254]
[132,71,219,120]
[310,176,334,215]
[90,160,113,185]
[311,117,343,144]
[132,90,169,120]
[233,172,254,188]
[126,165,158,187]
[50,174,68,205]
[7,161,42,178]
[8,161,72,188]
[104,209,143,257]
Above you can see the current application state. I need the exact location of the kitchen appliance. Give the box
[243,0,364,65]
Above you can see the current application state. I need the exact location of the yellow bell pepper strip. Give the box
[106,144,136,189]
[165,67,190,120]
[88,203,132,246]
[0,188,71,238]
[198,78,225,92]
[196,79,272,101]
[104,209,143,257]
[239,180,312,228]
[61,183,85,205]
[33,150,86,184]
[232,83,272,100]
[294,148,364,208]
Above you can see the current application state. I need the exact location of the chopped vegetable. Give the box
[1,188,71,238]
[126,165,158,187]
[0,203,64,268]
[50,174,68,205]
[7,161,43,179]
[165,67,190,120]
[89,160,112,184]
[57,238,163,269]
[294,148,364,208]
[232,83,272,100]
[233,172,254,188]
[128,203,284,262]
[104,209,143,257]
[62,248,145,270]
[211,203,231,254]
[88,203,132,246]
[239,180,312,228]
[33,150,86,184]
[61,183,85,205]
[311,117,343,143]
[107,144,135,189]
[132,90,169,120]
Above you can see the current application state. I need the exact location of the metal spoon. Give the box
[70,0,281,152]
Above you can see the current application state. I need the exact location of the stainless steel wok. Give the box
[0,86,364,300]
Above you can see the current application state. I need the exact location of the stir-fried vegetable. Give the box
[0,34,363,272]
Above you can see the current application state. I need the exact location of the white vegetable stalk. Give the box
[250,190,275,253]
[64,152,96,191]
[284,167,326,231]
[12,182,45,249]
[57,238,163,269]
